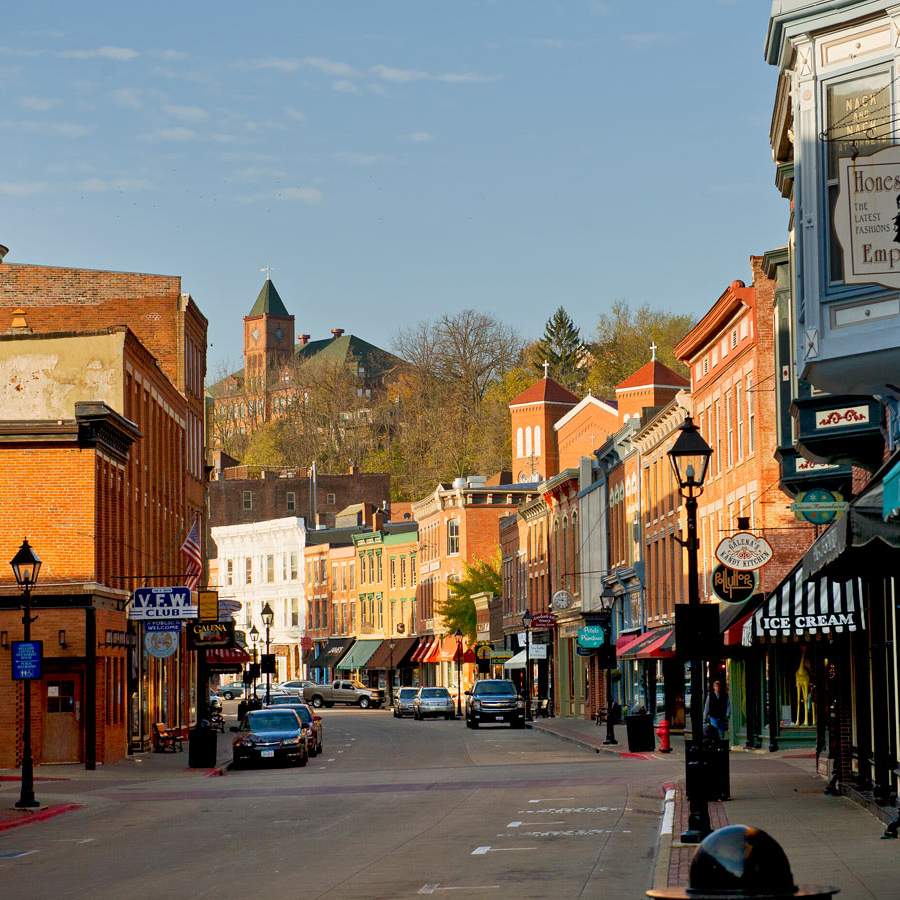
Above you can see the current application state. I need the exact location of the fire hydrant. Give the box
[656,717,672,753]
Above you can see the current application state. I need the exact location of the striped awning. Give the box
[743,565,864,646]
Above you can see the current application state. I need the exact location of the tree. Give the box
[586,301,694,398]
[439,551,502,642]
[242,422,286,467]
[532,306,586,392]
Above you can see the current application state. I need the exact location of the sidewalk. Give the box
[530,715,682,758]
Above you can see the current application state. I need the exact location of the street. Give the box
[0,708,680,900]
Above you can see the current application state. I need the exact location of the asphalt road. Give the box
[1,707,683,899]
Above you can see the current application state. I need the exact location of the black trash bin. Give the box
[188,724,218,768]
[624,712,656,752]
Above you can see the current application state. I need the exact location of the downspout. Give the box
[85,606,97,770]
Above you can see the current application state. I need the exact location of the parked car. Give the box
[266,698,324,755]
[276,679,316,697]
[414,687,455,720]
[303,679,383,709]
[216,681,245,701]
[465,679,526,729]
[231,708,309,768]
[393,687,419,719]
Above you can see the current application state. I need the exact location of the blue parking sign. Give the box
[12,641,42,680]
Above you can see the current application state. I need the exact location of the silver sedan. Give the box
[413,687,456,720]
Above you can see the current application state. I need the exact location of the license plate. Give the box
[261,750,274,758]
[495,715,505,721]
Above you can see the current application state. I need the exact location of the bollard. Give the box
[656,717,672,753]
[646,824,839,899]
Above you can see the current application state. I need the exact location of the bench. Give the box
[153,722,184,753]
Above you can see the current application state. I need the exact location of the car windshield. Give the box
[398,689,418,698]
[349,680,367,690]
[245,712,298,731]
[474,681,517,696]
[421,688,449,698]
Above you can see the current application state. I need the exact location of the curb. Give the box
[529,721,617,756]
[652,788,676,890]
[0,803,82,833]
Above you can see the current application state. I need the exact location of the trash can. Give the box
[705,738,731,801]
[625,712,656,752]
[188,724,218,769]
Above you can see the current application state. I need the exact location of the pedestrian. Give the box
[703,679,731,740]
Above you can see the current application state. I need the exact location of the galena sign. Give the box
[715,531,773,571]
[835,145,900,289]
[129,586,196,620]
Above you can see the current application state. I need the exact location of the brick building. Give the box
[0,254,208,762]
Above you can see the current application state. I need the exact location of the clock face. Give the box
[251,327,260,343]
[274,326,284,341]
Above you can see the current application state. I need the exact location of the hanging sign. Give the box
[197,590,219,623]
[834,144,900,290]
[791,489,847,525]
[145,621,180,659]
[12,641,42,680]
[129,586,196,621]
[715,532,773,571]
[710,564,758,605]
[577,625,605,648]
[528,644,548,660]
[186,621,234,650]
[530,612,557,629]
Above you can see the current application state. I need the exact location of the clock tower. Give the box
[243,276,295,389]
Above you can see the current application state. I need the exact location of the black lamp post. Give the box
[454,628,463,718]
[522,609,533,721]
[10,538,42,809]
[599,585,618,746]
[388,639,396,706]
[261,602,274,705]
[668,415,713,844]
[249,623,259,704]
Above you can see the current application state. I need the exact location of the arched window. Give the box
[534,425,542,457]
[553,519,561,589]
[516,427,524,458]
[561,517,569,590]
[525,426,532,457]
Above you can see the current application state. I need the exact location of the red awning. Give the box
[615,632,646,657]
[422,637,444,664]
[207,647,251,664]
[463,648,477,664]
[411,636,434,663]
[439,635,463,662]
[635,627,675,660]
[724,607,756,646]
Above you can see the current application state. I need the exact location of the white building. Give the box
[211,516,306,682]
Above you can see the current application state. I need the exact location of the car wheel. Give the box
[445,713,452,720]
[223,692,234,701]
[470,718,479,729]
[393,709,399,718]
[359,696,370,709]
[298,748,308,767]
[311,696,323,708]
[317,741,323,755]
[308,742,317,757]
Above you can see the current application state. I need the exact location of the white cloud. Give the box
[436,71,498,84]
[402,131,434,143]
[61,46,139,61]
[0,119,91,138]
[303,56,357,77]
[284,106,306,122]
[332,79,360,95]
[145,126,197,142]
[20,96,59,111]
[112,87,144,109]
[370,64,497,84]
[0,181,49,196]
[163,103,209,122]
[277,186,323,204]
[76,177,151,192]
[154,49,189,60]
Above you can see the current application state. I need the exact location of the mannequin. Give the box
[795,646,814,726]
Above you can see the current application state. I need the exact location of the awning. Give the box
[421,636,443,664]
[635,627,675,659]
[720,601,760,647]
[410,636,434,664]
[365,637,418,670]
[206,646,252,673]
[504,649,528,669]
[302,643,323,667]
[336,639,382,671]
[439,635,465,662]
[616,631,652,659]
[744,563,864,646]
[308,637,355,670]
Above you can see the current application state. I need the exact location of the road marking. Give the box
[519,806,622,814]
[327,758,336,762]
[661,788,675,835]
[528,797,574,803]
[0,851,38,860]
[507,820,565,828]
[513,829,631,838]
[418,885,501,894]
[471,845,537,855]
[51,838,94,844]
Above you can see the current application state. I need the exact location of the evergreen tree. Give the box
[533,306,585,392]
[438,552,502,642]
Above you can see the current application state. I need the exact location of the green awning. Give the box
[336,639,383,671]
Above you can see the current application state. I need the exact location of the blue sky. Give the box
[1,1,782,375]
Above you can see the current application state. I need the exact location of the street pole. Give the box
[599,592,618,746]
[388,640,395,706]
[17,578,38,809]
[523,611,532,722]
[265,621,271,705]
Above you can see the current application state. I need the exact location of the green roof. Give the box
[248,279,290,318]
[296,333,402,377]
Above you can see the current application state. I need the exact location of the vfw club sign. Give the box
[835,145,900,288]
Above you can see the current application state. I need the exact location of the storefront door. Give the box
[43,677,82,763]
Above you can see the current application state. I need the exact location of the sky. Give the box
[0,0,783,376]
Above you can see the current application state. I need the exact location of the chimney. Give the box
[298,334,310,346]
[8,308,30,334]
[330,328,345,339]
[372,508,385,532]
[0,245,8,263]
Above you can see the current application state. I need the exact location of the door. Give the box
[44,677,82,763]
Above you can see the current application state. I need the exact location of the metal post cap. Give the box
[647,825,839,900]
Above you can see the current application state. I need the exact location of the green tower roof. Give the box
[248,278,290,318]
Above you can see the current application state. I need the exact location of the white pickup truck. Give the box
[303,679,383,709]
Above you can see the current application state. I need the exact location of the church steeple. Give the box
[243,274,295,389]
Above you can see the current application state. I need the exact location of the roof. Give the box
[247,278,290,318]
[615,360,689,391]
[296,333,403,376]
[552,394,618,432]
[509,377,580,408]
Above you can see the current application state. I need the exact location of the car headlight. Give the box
[472,700,481,710]
[237,737,254,747]
[282,736,302,746]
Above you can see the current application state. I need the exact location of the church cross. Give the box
[543,360,550,378]
[260,264,273,281]
[650,341,658,361]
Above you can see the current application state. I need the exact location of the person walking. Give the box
[704,679,731,740]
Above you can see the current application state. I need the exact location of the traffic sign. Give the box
[715,532,773,571]
[710,564,758,605]
[12,641,42,680]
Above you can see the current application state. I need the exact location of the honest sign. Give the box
[129,586,196,621]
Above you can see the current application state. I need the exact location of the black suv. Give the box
[465,679,527,729]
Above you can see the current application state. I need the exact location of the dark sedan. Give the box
[266,698,324,755]
[231,709,309,768]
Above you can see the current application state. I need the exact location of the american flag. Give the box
[180,519,203,591]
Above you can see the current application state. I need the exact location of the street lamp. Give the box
[599,585,618,746]
[10,538,41,809]
[668,415,713,844]
[261,602,274,705]
[454,628,463,718]
[388,639,396,707]
[248,623,259,706]
[522,609,533,721]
